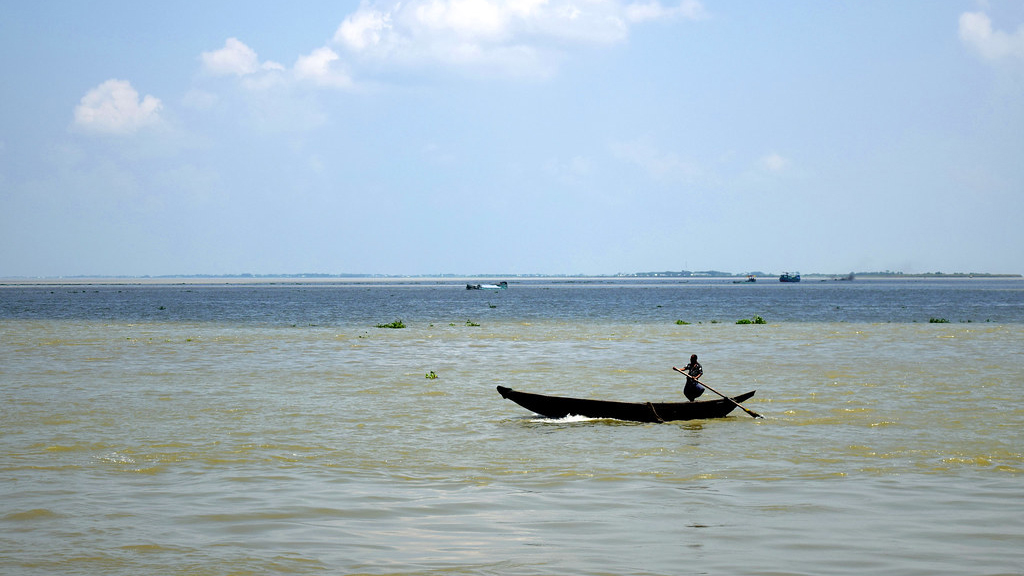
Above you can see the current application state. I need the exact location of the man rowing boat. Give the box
[674,354,705,401]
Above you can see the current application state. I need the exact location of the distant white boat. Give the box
[468,280,507,289]
[466,281,508,290]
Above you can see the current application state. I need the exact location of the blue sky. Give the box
[2,1,1022,277]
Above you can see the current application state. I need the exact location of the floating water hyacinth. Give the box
[375,319,406,328]
[736,315,767,324]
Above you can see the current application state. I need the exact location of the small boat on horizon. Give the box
[779,272,801,283]
[497,386,756,423]
[467,281,508,290]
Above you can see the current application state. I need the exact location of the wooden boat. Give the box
[779,272,801,283]
[496,386,756,423]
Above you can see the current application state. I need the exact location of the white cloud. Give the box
[759,153,789,173]
[201,37,284,76]
[294,47,353,88]
[193,1,706,91]
[333,0,705,76]
[336,8,393,51]
[959,11,1024,61]
[198,39,350,91]
[182,0,706,128]
[415,0,510,41]
[73,79,162,135]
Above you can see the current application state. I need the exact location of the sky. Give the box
[1,0,1023,277]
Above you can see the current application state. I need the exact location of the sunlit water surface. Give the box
[2,280,1022,575]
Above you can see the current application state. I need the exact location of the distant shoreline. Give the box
[808,273,1022,279]
[1,272,1020,287]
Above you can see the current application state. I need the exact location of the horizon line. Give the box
[2,270,1021,281]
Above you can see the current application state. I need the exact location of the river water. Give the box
[1,278,1022,575]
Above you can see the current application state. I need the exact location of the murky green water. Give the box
[2,281,1022,574]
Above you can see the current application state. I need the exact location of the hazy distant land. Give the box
[617,270,1022,279]
[2,270,1020,284]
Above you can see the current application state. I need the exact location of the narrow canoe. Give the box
[496,386,756,423]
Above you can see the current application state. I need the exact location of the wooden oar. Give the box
[672,367,763,419]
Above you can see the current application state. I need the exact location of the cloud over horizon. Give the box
[332,0,706,77]
[72,0,712,136]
